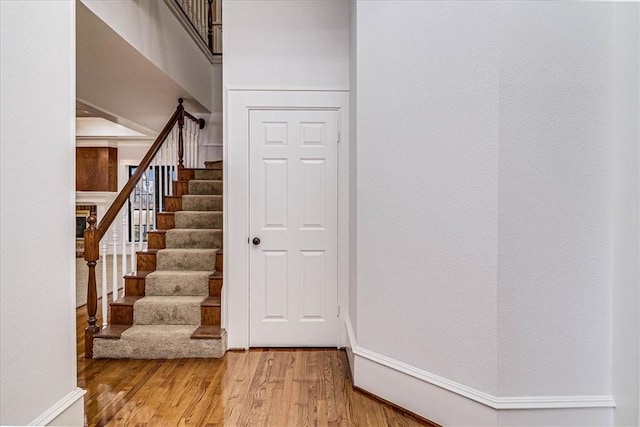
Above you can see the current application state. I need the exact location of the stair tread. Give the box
[95,325,131,339]
[191,325,225,339]
[124,271,153,279]
[148,270,214,277]
[112,296,143,306]
[93,324,227,358]
[159,248,220,253]
[136,249,159,254]
[202,296,221,307]
[136,296,206,304]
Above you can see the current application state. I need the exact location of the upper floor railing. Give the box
[175,0,222,55]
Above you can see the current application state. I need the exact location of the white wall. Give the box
[496,2,613,398]
[356,0,500,395]
[611,3,640,426]
[348,0,358,336]
[223,0,349,91]
[351,1,623,425]
[0,1,84,425]
[223,0,351,349]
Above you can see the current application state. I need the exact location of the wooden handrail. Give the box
[185,111,205,129]
[83,99,203,357]
[97,107,181,240]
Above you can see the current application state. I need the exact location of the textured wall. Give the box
[355,0,620,404]
[0,2,80,424]
[223,0,349,91]
[496,2,614,397]
[356,1,500,394]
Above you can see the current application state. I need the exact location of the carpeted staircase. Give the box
[93,162,225,359]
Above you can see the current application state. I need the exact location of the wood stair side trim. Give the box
[201,296,221,326]
[136,250,158,272]
[172,180,189,197]
[209,272,223,297]
[109,296,143,325]
[147,230,166,249]
[215,250,223,273]
[157,212,175,230]
[178,168,196,181]
[164,196,182,213]
[123,271,151,297]
[94,324,131,340]
[191,325,224,339]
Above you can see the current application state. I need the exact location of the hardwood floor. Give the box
[77,306,437,426]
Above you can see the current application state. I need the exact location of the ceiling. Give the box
[76,1,207,137]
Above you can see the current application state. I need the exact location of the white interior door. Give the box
[249,109,339,347]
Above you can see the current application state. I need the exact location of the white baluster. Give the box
[186,121,191,168]
[191,121,196,168]
[163,139,169,199]
[101,240,108,328]
[112,226,118,301]
[129,193,135,272]
[195,121,200,168]
[137,179,143,253]
[145,168,150,243]
[150,165,156,231]
[121,212,127,292]
[169,128,175,196]
[157,147,164,213]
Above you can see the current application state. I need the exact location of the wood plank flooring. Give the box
[77,305,437,426]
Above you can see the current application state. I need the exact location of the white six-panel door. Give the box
[249,109,339,347]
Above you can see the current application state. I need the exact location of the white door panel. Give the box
[249,109,339,347]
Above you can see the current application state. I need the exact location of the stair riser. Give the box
[205,160,222,170]
[188,180,222,195]
[145,273,210,297]
[181,196,222,212]
[195,169,222,180]
[134,302,201,325]
[175,211,222,229]
[165,229,221,249]
[156,251,216,271]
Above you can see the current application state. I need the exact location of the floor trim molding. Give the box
[345,318,615,411]
[29,387,86,426]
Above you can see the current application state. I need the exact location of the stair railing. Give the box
[83,99,205,357]
[175,0,222,55]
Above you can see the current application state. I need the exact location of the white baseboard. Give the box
[29,388,85,426]
[344,319,615,426]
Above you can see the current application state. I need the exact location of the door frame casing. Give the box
[225,90,350,349]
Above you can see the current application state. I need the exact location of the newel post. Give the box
[177,98,185,169]
[84,215,100,358]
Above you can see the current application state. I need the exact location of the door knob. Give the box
[252,237,261,246]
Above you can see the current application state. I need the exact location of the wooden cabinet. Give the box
[76,147,117,191]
